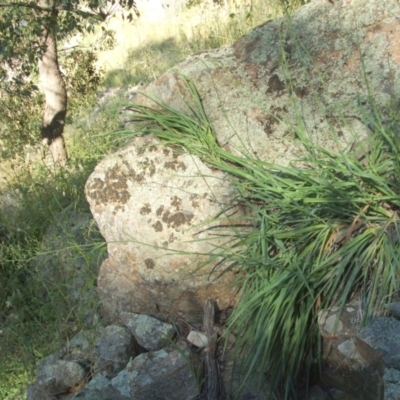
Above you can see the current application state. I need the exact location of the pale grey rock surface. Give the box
[29,0,400,399]
[93,325,137,378]
[131,0,400,166]
[63,329,103,362]
[384,368,400,400]
[27,307,400,400]
[319,301,384,400]
[86,134,238,323]
[358,317,400,369]
[27,359,87,399]
[120,311,176,351]
[74,383,129,400]
[187,330,208,348]
[82,373,110,391]
[87,0,400,324]
[110,342,200,400]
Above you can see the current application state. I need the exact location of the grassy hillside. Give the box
[98,0,286,87]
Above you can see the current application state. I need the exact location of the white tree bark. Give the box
[38,4,68,165]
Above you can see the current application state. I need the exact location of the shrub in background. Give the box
[0,82,43,160]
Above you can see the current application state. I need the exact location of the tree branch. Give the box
[0,2,104,20]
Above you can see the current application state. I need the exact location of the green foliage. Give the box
[0,46,103,159]
[0,90,124,398]
[61,47,103,121]
[185,0,309,12]
[0,84,43,159]
[0,0,136,160]
[117,76,400,398]
[186,0,224,8]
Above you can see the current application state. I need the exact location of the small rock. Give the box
[65,329,103,362]
[111,342,201,400]
[94,325,137,378]
[73,374,121,400]
[28,360,87,399]
[387,302,400,319]
[318,309,344,335]
[384,368,400,400]
[187,330,208,348]
[120,312,175,351]
[319,305,384,400]
[337,339,363,362]
[358,317,400,369]
[83,373,110,391]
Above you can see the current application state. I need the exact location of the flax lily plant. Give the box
[116,76,400,398]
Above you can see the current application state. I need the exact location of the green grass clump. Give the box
[117,76,400,398]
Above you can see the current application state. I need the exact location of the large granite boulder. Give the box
[86,135,239,323]
[132,0,400,165]
[86,0,400,322]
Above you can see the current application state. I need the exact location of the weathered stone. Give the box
[82,373,110,391]
[318,302,384,400]
[120,311,175,351]
[28,359,87,399]
[110,342,201,400]
[82,0,400,396]
[74,383,129,400]
[86,134,238,323]
[358,317,400,369]
[93,325,137,378]
[63,329,103,363]
[130,0,400,167]
[318,307,344,335]
[387,302,400,319]
[384,368,400,400]
[187,330,208,348]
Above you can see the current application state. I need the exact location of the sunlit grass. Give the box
[99,0,287,87]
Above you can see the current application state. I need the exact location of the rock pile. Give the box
[27,300,400,399]
[27,314,201,400]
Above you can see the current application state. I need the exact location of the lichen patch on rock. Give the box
[86,135,238,322]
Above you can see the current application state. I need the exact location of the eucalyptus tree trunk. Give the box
[38,4,68,165]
